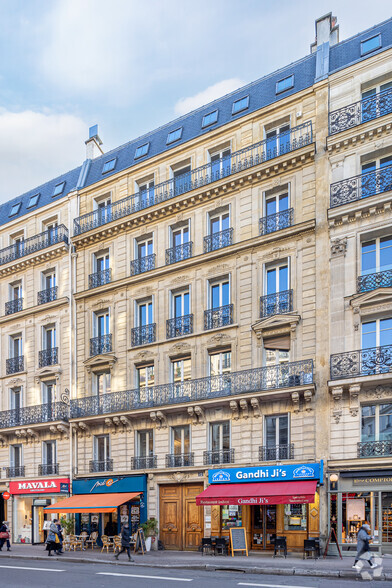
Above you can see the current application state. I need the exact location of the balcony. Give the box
[165,453,194,468]
[204,228,233,253]
[330,344,392,380]
[259,209,294,235]
[89,459,113,473]
[329,88,392,135]
[203,449,234,465]
[38,463,59,475]
[204,304,233,330]
[131,456,157,470]
[6,466,25,478]
[90,334,112,356]
[39,347,58,368]
[166,315,193,339]
[70,360,313,418]
[6,356,24,375]
[131,324,156,347]
[74,122,313,236]
[88,269,112,289]
[37,287,58,305]
[0,225,68,266]
[130,254,156,276]
[357,440,392,458]
[260,290,293,318]
[357,270,392,293]
[5,298,23,315]
[0,401,68,429]
[259,444,294,461]
[330,164,392,208]
[165,242,193,265]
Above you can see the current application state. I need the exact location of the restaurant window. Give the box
[221,505,243,530]
[284,504,307,531]
[361,404,392,442]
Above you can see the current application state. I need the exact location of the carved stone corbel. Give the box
[149,411,158,425]
[304,390,313,411]
[26,428,39,442]
[120,416,132,430]
[187,407,198,425]
[291,391,300,412]
[239,399,249,419]
[331,386,344,423]
[57,424,69,438]
[250,397,261,418]
[105,418,114,430]
[78,421,91,436]
[230,400,240,420]
[156,411,168,429]
[0,435,7,447]
[194,406,205,424]
[50,425,58,434]
[349,384,361,417]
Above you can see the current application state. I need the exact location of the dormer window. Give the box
[102,158,117,174]
[167,128,183,145]
[52,182,65,197]
[9,203,21,217]
[361,34,381,56]
[135,143,150,159]
[202,110,218,128]
[27,193,40,208]
[232,96,249,115]
[276,75,294,95]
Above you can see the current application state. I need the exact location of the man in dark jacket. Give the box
[114,523,134,562]
[353,524,376,569]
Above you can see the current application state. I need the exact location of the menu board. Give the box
[229,527,248,557]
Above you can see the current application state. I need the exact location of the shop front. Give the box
[9,477,70,544]
[196,463,322,552]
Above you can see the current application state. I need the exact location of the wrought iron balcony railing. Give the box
[165,242,193,264]
[0,401,68,429]
[329,87,392,135]
[330,164,392,208]
[330,344,392,379]
[5,298,23,315]
[259,444,294,461]
[358,440,392,458]
[260,290,293,318]
[90,334,112,356]
[259,208,294,235]
[38,463,59,475]
[6,466,25,478]
[37,286,58,305]
[89,459,113,473]
[204,228,233,253]
[131,324,156,347]
[131,456,157,469]
[89,269,112,289]
[130,254,156,276]
[165,453,194,467]
[74,122,313,236]
[0,225,68,266]
[6,355,24,375]
[357,270,392,293]
[70,360,313,418]
[166,315,193,339]
[203,449,235,465]
[204,304,233,330]
[39,347,58,368]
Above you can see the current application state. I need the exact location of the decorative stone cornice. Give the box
[84,353,117,373]
[252,313,301,344]
[326,118,392,155]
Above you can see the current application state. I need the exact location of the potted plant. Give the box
[60,516,75,539]
[141,517,158,552]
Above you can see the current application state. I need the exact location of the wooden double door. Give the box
[159,483,203,550]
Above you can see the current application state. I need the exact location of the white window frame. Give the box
[207,207,230,236]
[9,334,22,358]
[361,235,392,274]
[170,425,191,454]
[93,195,111,211]
[170,220,190,248]
[9,386,22,410]
[208,350,231,376]
[135,298,153,327]
[361,318,392,349]
[42,440,56,465]
[42,380,56,404]
[42,325,56,350]
[10,444,23,467]
[94,250,109,272]
[171,289,190,319]
[93,371,112,395]
[171,357,191,383]
[207,276,231,309]
[93,309,110,337]
[208,421,231,451]
[134,235,153,260]
[264,413,290,446]
[263,186,290,217]
[136,429,154,457]
[42,269,56,290]
[9,281,22,301]
[136,364,155,388]
[93,434,110,462]
[264,260,290,295]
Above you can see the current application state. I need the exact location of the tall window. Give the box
[95,196,112,224]
[265,191,289,218]
[265,414,289,458]
[43,325,56,350]
[137,179,155,208]
[10,335,22,358]
[209,279,230,309]
[171,223,190,248]
[173,165,191,195]
[137,300,153,326]
[136,236,153,259]
[172,290,189,318]
[361,236,392,275]
[210,148,231,179]
[209,351,231,376]
[10,387,22,410]
[362,318,392,349]
[209,421,230,456]
[361,404,392,442]
[42,269,56,290]
[9,281,22,301]
[93,371,111,395]
[45,220,58,243]
[265,123,290,159]
[136,430,154,457]
[42,381,56,404]
[265,263,289,295]
[10,444,22,468]
[137,365,154,388]
[171,425,190,455]
[362,81,392,122]
[43,441,56,465]
[94,251,109,273]
[361,155,392,197]
[94,310,110,337]
[172,357,191,382]
[94,435,110,462]
[209,210,230,236]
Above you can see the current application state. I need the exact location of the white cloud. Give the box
[174,79,246,116]
[0,109,86,202]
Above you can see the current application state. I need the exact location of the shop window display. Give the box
[284,503,307,531]
[341,492,379,544]
[382,492,392,543]
[14,496,33,543]
[221,505,242,529]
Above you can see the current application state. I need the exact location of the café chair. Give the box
[113,536,122,553]
[69,534,83,551]
[214,537,228,556]
[85,531,98,549]
[273,536,287,558]
[101,535,112,553]
[201,537,213,556]
[303,538,320,559]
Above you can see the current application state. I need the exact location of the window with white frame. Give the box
[170,222,190,248]
[42,440,56,465]
[94,195,112,223]
[10,334,22,358]
[9,281,22,301]
[42,269,56,290]
[265,262,289,295]
[94,434,110,462]
[43,325,56,350]
[136,299,153,327]
[42,381,56,404]
[361,404,392,442]
[171,357,191,382]
[171,425,190,455]
[361,154,392,198]
[264,188,290,220]
[10,387,22,410]
[361,235,392,276]
[44,219,59,243]
[209,350,231,376]
[362,318,392,349]
[94,250,109,273]
[93,371,111,395]
[10,444,22,468]
[172,163,191,195]
[209,146,231,179]
[136,430,154,457]
[93,310,110,337]
[265,122,291,159]
[136,178,155,208]
[209,277,230,310]
[171,290,190,318]
[209,421,230,452]
[135,235,153,260]
[265,414,289,450]
[361,80,392,122]
[137,364,154,388]
[208,208,230,236]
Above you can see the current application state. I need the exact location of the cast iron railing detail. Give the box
[329,88,392,135]
[259,208,294,235]
[74,122,313,236]
[330,164,392,208]
[90,334,112,356]
[131,324,156,347]
[6,356,24,375]
[259,444,294,461]
[6,466,25,478]
[203,449,235,465]
[260,290,293,318]
[357,270,392,293]
[37,287,58,305]
[358,440,392,458]
[5,298,23,315]
[165,453,194,467]
[0,401,68,429]
[130,254,156,276]
[330,344,392,379]
[204,304,234,330]
[38,463,59,475]
[89,459,113,473]
[70,360,313,418]
[39,348,58,368]
[88,269,112,289]
[165,242,193,264]
[166,315,193,339]
[204,228,233,253]
[0,225,68,266]
[131,456,157,469]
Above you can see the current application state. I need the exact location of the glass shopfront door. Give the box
[252,505,277,549]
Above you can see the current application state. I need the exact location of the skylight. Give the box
[134,143,150,159]
[202,110,219,128]
[166,128,183,144]
[9,203,21,216]
[102,158,117,173]
[27,193,40,208]
[361,34,381,56]
[276,75,294,95]
[53,182,65,197]
[232,96,249,115]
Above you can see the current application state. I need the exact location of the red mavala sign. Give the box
[9,478,70,495]
[2,492,10,500]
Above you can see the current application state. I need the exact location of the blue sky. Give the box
[0,0,391,203]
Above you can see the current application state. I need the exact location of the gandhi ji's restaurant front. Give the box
[196,462,323,551]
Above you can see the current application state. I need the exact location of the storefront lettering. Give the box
[9,478,70,495]
[236,468,287,480]
[353,476,392,485]
[90,478,121,493]
[209,462,322,485]
[18,481,56,491]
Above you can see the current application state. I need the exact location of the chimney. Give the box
[310,13,339,53]
[85,124,104,160]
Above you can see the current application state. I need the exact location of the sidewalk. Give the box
[2,544,392,580]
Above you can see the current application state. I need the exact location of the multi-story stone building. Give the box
[0,12,392,553]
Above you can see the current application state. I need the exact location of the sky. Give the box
[0,0,391,203]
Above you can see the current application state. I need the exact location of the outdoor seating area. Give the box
[201,536,230,556]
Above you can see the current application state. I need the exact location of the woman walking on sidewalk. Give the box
[0,521,11,551]
[115,523,134,562]
[353,524,376,569]
[45,519,60,557]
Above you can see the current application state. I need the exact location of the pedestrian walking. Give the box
[352,523,376,569]
[114,522,134,562]
[0,521,11,551]
[56,521,64,554]
[45,519,61,556]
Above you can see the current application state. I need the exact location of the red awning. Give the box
[196,481,317,506]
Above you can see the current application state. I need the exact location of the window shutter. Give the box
[263,335,290,351]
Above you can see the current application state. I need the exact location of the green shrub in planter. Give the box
[141,517,158,537]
